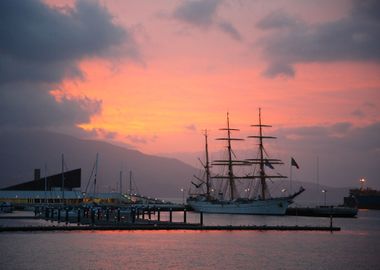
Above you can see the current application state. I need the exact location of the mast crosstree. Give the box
[211,110,287,201]
[212,112,248,200]
[247,108,287,200]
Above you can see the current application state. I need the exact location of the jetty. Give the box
[286,206,358,218]
[0,205,340,232]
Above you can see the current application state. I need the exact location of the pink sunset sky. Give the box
[1,0,379,188]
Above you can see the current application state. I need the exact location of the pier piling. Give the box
[131,208,136,223]
[57,209,61,223]
[65,209,69,225]
[91,209,95,225]
[77,209,81,225]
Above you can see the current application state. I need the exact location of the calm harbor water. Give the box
[1,210,379,270]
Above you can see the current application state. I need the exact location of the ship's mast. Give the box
[258,108,267,199]
[247,108,286,200]
[93,153,99,195]
[226,113,235,200]
[204,130,211,198]
[213,112,245,200]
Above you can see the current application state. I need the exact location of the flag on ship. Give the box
[264,159,274,169]
[291,157,299,169]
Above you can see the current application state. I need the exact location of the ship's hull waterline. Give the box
[187,197,291,215]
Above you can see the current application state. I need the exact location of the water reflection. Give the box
[0,210,379,270]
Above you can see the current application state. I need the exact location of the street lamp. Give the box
[322,189,327,206]
[180,188,185,205]
[360,178,366,190]
[244,188,250,198]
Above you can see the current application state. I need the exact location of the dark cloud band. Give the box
[257,0,380,77]
[0,0,137,130]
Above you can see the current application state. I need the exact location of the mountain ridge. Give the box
[0,129,196,197]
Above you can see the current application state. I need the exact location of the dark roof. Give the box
[1,169,81,191]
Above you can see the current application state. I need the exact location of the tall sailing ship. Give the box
[187,109,305,215]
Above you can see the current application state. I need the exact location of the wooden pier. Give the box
[30,205,192,226]
[0,205,341,232]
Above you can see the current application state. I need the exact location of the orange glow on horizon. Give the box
[60,58,380,154]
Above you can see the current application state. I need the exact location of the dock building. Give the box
[0,169,83,206]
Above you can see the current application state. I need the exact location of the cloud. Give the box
[172,0,242,41]
[125,134,159,145]
[0,83,101,128]
[125,135,148,144]
[276,122,380,154]
[351,100,378,119]
[0,56,83,85]
[185,124,197,131]
[0,0,138,130]
[270,122,380,188]
[0,0,138,84]
[256,10,303,31]
[329,122,352,135]
[90,128,118,140]
[351,109,365,118]
[217,20,242,41]
[173,0,220,27]
[257,0,380,77]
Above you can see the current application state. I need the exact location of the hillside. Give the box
[0,130,197,197]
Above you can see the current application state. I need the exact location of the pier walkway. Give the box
[0,206,341,232]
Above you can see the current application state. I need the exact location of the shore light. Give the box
[360,178,366,190]
[322,189,327,206]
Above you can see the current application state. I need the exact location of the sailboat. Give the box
[187,109,305,215]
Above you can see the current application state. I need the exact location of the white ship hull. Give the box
[187,197,291,215]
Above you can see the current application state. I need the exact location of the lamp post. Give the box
[360,178,366,190]
[244,188,250,198]
[322,189,327,206]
